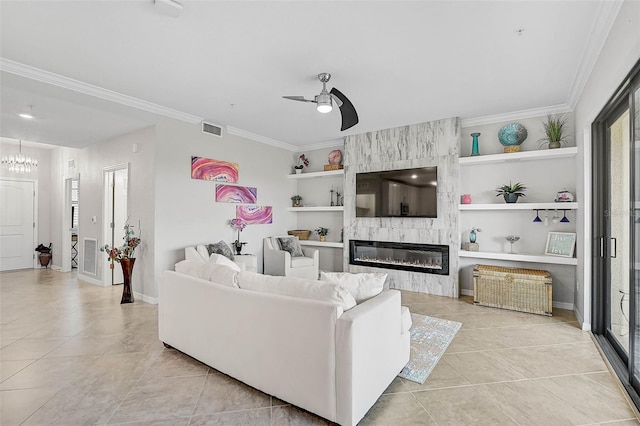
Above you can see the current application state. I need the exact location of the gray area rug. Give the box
[398,313,462,384]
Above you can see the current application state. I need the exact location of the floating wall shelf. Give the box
[459,146,578,165]
[459,250,578,266]
[287,170,344,179]
[299,240,344,248]
[459,202,578,211]
[287,206,344,212]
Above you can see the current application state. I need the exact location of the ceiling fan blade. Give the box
[330,88,359,131]
[282,96,315,103]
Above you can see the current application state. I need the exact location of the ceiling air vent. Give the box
[202,122,223,137]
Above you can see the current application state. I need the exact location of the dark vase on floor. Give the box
[120,258,135,304]
[38,253,52,268]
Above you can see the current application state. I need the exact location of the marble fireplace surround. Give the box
[342,117,461,297]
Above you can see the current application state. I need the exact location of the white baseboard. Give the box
[574,308,591,331]
[134,291,158,305]
[77,273,107,287]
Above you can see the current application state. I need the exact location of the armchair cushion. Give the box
[320,272,387,304]
[291,257,315,267]
[277,236,304,257]
[207,240,235,260]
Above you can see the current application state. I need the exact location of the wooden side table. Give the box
[234,254,257,273]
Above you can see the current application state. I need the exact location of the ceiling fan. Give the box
[283,73,359,131]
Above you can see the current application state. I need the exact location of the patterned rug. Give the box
[398,313,462,384]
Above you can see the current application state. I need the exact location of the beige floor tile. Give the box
[0,387,60,426]
[0,339,17,349]
[443,351,528,384]
[22,380,135,425]
[0,359,35,382]
[108,375,206,423]
[109,419,190,426]
[542,342,609,374]
[487,346,575,379]
[0,337,71,361]
[534,374,636,423]
[0,355,100,390]
[415,359,471,390]
[596,419,640,425]
[271,405,332,425]
[80,351,162,386]
[189,408,272,426]
[43,335,119,358]
[413,385,518,425]
[104,331,164,354]
[359,392,435,425]
[193,371,271,415]
[143,348,209,379]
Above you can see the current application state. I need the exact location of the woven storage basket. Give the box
[287,230,311,240]
[473,264,552,316]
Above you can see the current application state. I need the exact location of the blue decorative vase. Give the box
[469,230,477,243]
[498,123,528,152]
[470,133,480,156]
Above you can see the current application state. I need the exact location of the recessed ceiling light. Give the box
[411,174,418,179]
[18,113,34,119]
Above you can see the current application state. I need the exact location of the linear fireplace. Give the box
[349,240,449,275]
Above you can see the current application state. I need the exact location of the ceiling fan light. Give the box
[316,92,333,113]
[317,103,332,113]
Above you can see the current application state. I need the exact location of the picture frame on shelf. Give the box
[545,232,576,257]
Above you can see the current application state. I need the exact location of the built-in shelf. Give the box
[459,202,578,211]
[299,240,344,248]
[287,206,344,212]
[459,146,577,165]
[459,250,578,265]
[287,170,344,179]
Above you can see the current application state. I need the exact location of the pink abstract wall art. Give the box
[215,184,258,204]
[191,156,239,182]
[236,205,273,224]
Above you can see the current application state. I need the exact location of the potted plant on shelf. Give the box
[538,114,569,149]
[315,227,329,242]
[291,195,302,207]
[495,182,527,203]
[294,154,309,174]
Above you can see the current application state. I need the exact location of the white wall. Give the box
[574,0,640,329]
[153,118,297,298]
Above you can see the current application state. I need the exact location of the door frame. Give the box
[0,177,38,270]
[591,58,640,409]
[102,164,129,286]
[61,175,79,272]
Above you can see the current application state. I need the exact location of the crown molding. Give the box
[296,138,344,152]
[226,126,298,151]
[0,58,202,124]
[461,104,572,128]
[566,0,624,109]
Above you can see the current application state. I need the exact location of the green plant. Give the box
[315,227,329,237]
[291,195,302,202]
[538,114,569,148]
[495,182,527,197]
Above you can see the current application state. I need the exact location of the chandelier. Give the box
[1,140,38,174]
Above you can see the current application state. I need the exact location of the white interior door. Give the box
[103,167,128,285]
[0,179,35,271]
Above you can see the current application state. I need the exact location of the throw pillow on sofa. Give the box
[237,271,356,311]
[277,237,305,257]
[207,240,235,260]
[175,260,239,288]
[320,271,387,304]
[208,253,243,272]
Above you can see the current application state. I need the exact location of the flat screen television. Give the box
[355,166,437,218]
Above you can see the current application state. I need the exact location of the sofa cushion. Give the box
[401,306,412,334]
[207,240,235,260]
[175,260,239,288]
[319,272,387,304]
[237,271,356,311]
[277,236,304,257]
[209,253,243,272]
[195,245,210,261]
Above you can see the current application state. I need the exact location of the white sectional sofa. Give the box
[159,261,411,426]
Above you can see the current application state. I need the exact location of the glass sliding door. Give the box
[592,59,640,410]
[632,85,640,390]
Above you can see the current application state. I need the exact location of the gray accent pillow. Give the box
[277,237,304,257]
[207,240,234,260]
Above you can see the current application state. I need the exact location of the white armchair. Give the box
[263,236,319,280]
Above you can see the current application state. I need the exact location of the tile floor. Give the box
[0,268,638,425]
